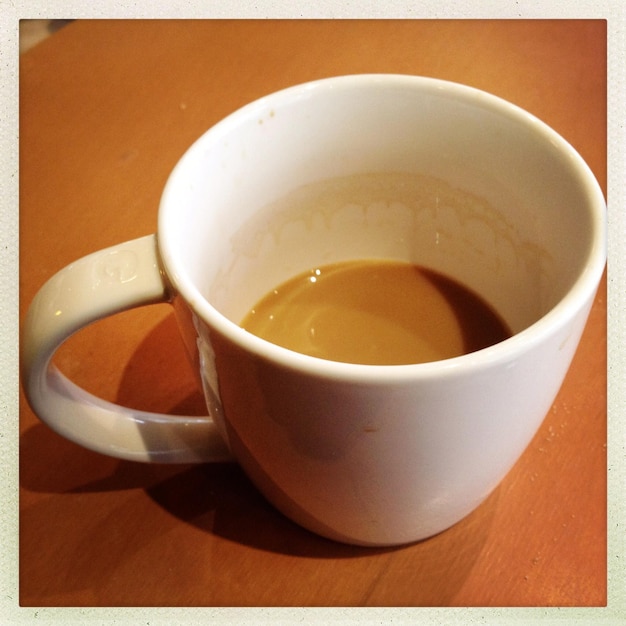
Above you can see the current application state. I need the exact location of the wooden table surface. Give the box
[19,19,606,608]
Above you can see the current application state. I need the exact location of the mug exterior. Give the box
[157,75,605,545]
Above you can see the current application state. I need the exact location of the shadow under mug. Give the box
[22,75,606,546]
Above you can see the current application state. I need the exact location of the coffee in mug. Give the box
[241,259,511,366]
[229,170,514,365]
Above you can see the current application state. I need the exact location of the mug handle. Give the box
[21,234,233,464]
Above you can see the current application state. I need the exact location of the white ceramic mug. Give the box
[22,75,606,546]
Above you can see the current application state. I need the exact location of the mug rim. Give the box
[158,73,606,382]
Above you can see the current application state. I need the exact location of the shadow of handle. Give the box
[21,234,234,463]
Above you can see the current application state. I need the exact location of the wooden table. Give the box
[19,19,606,608]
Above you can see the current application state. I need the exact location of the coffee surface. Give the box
[241,260,511,365]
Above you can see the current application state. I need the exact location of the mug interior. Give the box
[159,75,604,352]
